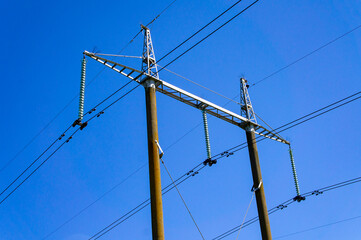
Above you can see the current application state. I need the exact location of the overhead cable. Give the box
[85,90,361,238]
[1,0,179,174]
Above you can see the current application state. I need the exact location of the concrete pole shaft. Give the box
[245,125,272,240]
[144,80,165,240]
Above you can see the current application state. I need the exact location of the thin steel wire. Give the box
[161,157,206,240]
[157,63,242,105]
[235,193,254,240]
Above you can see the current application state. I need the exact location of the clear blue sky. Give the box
[1,0,361,239]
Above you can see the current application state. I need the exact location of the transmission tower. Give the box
[82,26,293,240]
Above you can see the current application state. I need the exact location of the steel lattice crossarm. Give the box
[84,51,289,145]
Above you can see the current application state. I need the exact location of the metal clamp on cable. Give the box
[293,195,306,202]
[251,181,262,192]
[80,122,88,130]
[155,140,164,159]
[203,158,217,166]
[72,119,81,127]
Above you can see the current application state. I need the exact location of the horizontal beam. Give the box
[83,51,290,145]
[84,51,143,82]
[156,80,289,145]
[156,79,249,124]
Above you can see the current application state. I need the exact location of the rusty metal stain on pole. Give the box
[245,124,272,240]
[144,78,165,240]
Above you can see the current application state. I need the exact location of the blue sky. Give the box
[1,0,361,239]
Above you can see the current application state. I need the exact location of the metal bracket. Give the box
[155,140,164,159]
[251,181,263,192]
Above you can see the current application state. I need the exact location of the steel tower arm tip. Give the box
[83,51,146,83]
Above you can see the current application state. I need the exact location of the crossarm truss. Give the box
[84,51,290,145]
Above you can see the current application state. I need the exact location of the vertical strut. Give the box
[78,56,87,121]
[141,25,159,80]
[240,78,257,123]
[202,109,212,159]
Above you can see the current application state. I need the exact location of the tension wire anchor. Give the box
[251,181,262,192]
[155,140,164,159]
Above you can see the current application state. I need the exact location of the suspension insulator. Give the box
[78,56,87,121]
[289,146,301,196]
[202,109,212,159]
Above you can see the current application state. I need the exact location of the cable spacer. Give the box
[251,181,262,192]
[276,204,287,210]
[220,151,234,157]
[312,190,323,196]
[96,111,104,117]
[58,133,65,140]
[88,108,96,114]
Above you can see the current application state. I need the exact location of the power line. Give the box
[160,0,259,70]
[0,83,140,206]
[211,90,361,159]
[88,163,205,240]
[0,124,72,198]
[250,23,361,87]
[157,0,244,63]
[0,128,80,205]
[41,163,147,240]
[0,81,137,201]
[85,90,361,238]
[0,98,76,174]
[145,0,179,28]
[216,176,361,239]
[156,22,361,152]
[274,215,361,239]
[82,80,134,118]
[1,0,179,175]
[43,120,204,239]
[211,176,361,240]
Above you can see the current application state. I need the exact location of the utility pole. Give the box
[141,25,165,240]
[241,78,272,239]
[246,125,272,239]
